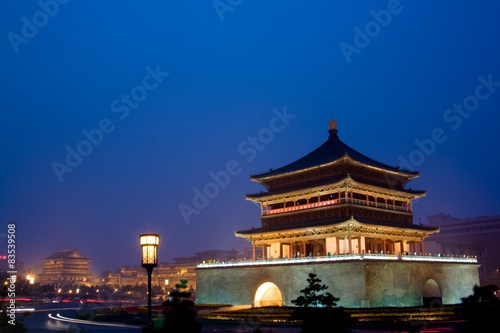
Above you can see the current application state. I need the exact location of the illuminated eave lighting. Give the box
[197,253,477,269]
[251,156,418,183]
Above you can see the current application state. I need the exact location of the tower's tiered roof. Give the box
[251,120,417,181]
[237,120,434,238]
[44,248,89,260]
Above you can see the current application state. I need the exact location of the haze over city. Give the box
[1,1,500,275]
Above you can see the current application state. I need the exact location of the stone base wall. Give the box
[195,260,479,308]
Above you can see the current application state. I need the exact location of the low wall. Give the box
[195,259,479,308]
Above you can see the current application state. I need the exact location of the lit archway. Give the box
[422,279,442,307]
[254,282,283,307]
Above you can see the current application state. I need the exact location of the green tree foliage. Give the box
[458,284,500,332]
[291,273,354,333]
[169,279,192,302]
[159,279,201,333]
[291,273,339,308]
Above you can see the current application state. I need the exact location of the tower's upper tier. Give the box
[249,120,421,192]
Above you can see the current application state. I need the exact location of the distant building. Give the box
[107,263,196,290]
[242,247,262,259]
[104,249,241,296]
[425,213,500,287]
[172,249,239,264]
[107,265,140,287]
[37,248,93,286]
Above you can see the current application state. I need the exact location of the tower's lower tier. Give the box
[196,256,479,308]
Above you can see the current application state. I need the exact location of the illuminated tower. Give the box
[196,120,479,308]
[38,247,93,286]
[236,120,439,259]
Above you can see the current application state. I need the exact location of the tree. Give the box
[159,279,201,333]
[291,273,339,308]
[291,273,353,333]
[458,284,500,332]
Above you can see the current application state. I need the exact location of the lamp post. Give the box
[140,233,160,327]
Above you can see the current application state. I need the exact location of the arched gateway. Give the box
[423,279,442,307]
[254,282,283,307]
[195,120,480,308]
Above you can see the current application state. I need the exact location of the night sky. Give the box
[1,1,500,276]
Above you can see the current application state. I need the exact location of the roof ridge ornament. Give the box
[329,119,337,130]
[328,119,339,139]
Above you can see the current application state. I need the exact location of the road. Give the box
[19,303,142,332]
[17,303,464,333]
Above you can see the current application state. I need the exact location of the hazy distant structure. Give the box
[242,246,262,259]
[106,263,196,294]
[196,120,480,308]
[425,213,500,287]
[105,250,239,295]
[37,248,93,286]
[172,249,239,264]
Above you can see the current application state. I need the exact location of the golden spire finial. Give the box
[329,119,337,130]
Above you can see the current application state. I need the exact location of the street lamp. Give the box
[140,233,160,327]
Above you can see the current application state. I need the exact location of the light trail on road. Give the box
[48,313,142,329]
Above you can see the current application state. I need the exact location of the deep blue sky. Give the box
[1,1,499,275]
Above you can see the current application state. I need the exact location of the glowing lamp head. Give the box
[140,233,160,267]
